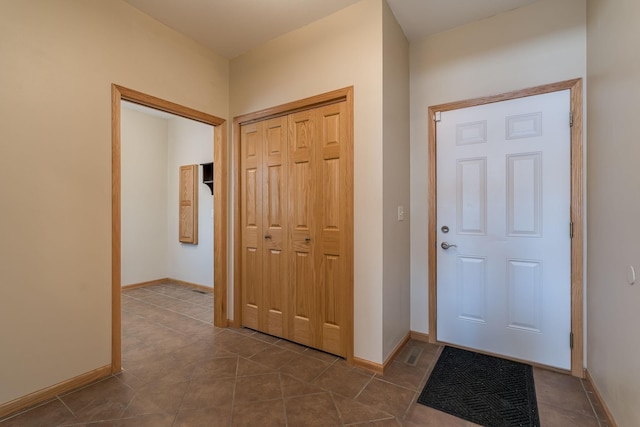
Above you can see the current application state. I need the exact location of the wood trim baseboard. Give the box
[121,278,170,290]
[0,365,111,420]
[352,331,413,375]
[383,332,412,370]
[122,278,214,294]
[585,369,618,427]
[353,357,384,375]
[167,278,213,294]
[410,331,430,343]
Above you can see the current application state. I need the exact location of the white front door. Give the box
[436,90,571,369]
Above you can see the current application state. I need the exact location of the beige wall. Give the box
[121,106,169,285]
[166,117,214,287]
[381,0,411,361]
[0,0,228,404]
[587,1,640,425]
[230,0,386,363]
[409,0,587,335]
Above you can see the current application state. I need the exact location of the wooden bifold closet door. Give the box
[240,101,351,357]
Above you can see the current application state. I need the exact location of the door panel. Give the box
[262,117,288,337]
[240,123,262,331]
[288,110,316,347]
[436,90,571,369]
[317,102,348,356]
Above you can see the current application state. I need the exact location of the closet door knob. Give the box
[264,234,272,240]
[305,236,311,243]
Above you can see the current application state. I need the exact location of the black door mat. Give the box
[417,346,540,427]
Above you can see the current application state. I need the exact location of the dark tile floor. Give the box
[1,282,609,426]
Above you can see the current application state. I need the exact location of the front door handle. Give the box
[441,242,457,250]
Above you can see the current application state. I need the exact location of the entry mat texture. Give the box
[417,346,540,427]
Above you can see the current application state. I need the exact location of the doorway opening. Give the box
[427,79,584,377]
[111,85,228,373]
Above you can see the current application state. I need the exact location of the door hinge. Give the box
[570,222,574,239]
[434,111,441,122]
[570,332,574,349]
[570,111,574,127]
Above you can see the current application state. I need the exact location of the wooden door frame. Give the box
[427,79,584,377]
[232,86,354,363]
[111,84,228,374]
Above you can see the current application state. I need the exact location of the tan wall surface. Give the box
[230,0,385,363]
[587,0,640,424]
[409,0,587,335]
[0,0,228,404]
[381,0,411,361]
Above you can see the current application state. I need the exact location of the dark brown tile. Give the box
[232,399,286,426]
[122,380,189,417]
[585,390,610,422]
[226,327,257,337]
[179,377,235,411]
[61,413,175,426]
[250,331,282,344]
[404,402,478,426]
[234,373,282,402]
[280,374,326,397]
[332,393,395,425]
[4,285,605,427]
[126,357,196,388]
[356,378,415,418]
[346,418,402,426]
[279,353,331,383]
[164,340,223,366]
[312,363,373,398]
[375,360,427,391]
[190,356,238,381]
[249,346,299,370]
[284,392,341,426]
[274,339,308,353]
[533,369,595,417]
[537,401,600,427]
[59,377,136,423]
[191,309,214,323]
[302,347,340,364]
[214,332,271,358]
[173,405,232,427]
[236,357,276,376]
[0,398,76,427]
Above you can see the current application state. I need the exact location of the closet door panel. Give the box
[262,117,288,337]
[241,123,262,331]
[288,111,317,347]
[318,102,349,356]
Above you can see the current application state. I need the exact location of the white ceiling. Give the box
[123,0,540,59]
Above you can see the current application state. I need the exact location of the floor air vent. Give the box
[404,346,423,366]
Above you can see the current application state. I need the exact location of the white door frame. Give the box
[427,79,584,377]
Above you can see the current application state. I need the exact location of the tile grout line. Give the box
[353,372,376,400]
[122,296,215,333]
[327,391,346,426]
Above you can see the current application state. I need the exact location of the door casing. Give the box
[111,85,228,374]
[427,79,584,377]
